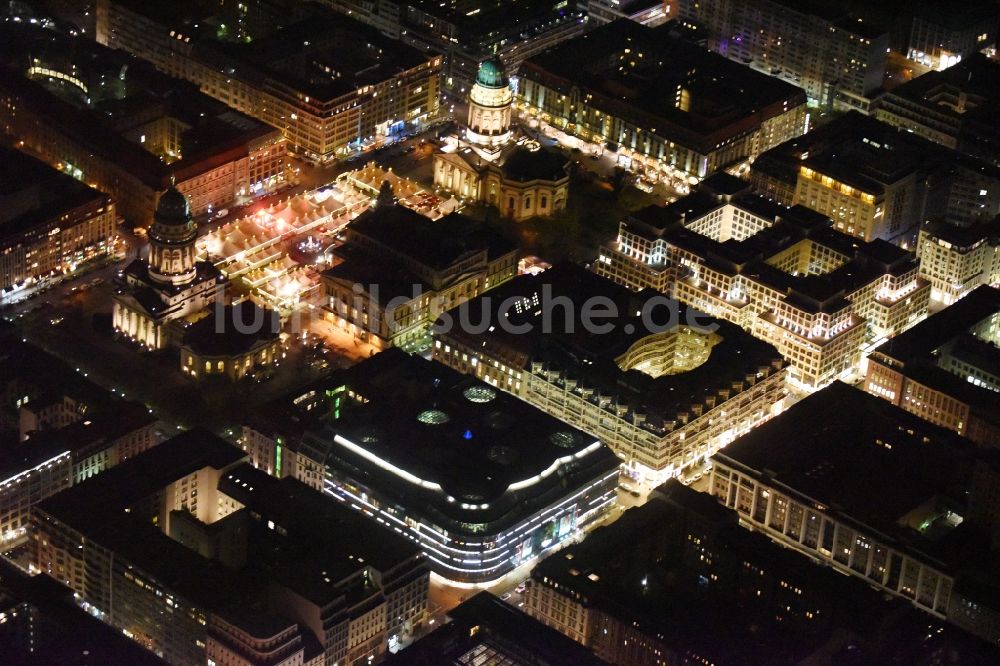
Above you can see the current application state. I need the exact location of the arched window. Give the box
[541,196,548,209]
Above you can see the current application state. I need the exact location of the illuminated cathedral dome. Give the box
[467,57,513,148]
[476,56,509,88]
[154,186,191,226]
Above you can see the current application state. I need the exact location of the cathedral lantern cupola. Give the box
[466,56,513,148]
[148,184,198,286]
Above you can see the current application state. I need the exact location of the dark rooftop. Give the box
[0,148,109,243]
[0,24,277,191]
[181,302,280,357]
[298,349,619,530]
[438,264,786,429]
[0,559,167,665]
[385,591,607,666]
[500,146,570,182]
[112,0,431,102]
[754,112,948,190]
[714,382,974,552]
[345,203,517,272]
[520,19,807,154]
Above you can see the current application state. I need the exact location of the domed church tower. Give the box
[148,186,198,286]
[466,56,513,148]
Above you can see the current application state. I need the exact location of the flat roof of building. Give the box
[874,285,1000,362]
[36,431,422,622]
[217,463,424,607]
[530,480,923,663]
[520,19,807,154]
[298,349,619,530]
[439,264,785,428]
[0,148,110,241]
[1,400,155,480]
[181,302,280,357]
[870,285,1000,412]
[112,0,432,102]
[345,203,517,272]
[0,558,168,665]
[714,382,975,556]
[755,112,948,190]
[386,591,608,666]
[0,24,279,191]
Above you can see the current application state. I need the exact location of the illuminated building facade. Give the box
[434,58,571,220]
[906,1,997,73]
[916,217,1000,306]
[0,559,168,666]
[31,430,429,665]
[2,402,156,547]
[596,175,929,389]
[678,0,888,112]
[0,343,158,546]
[179,302,282,382]
[0,148,117,295]
[433,265,787,486]
[113,188,227,349]
[466,57,514,149]
[710,382,1000,644]
[865,285,1000,447]
[588,0,675,27]
[752,113,945,245]
[517,20,807,179]
[524,481,949,665]
[386,592,606,666]
[321,194,517,350]
[97,0,441,161]
[0,25,286,226]
[874,55,1000,167]
[242,350,620,583]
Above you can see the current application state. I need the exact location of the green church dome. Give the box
[476,56,509,88]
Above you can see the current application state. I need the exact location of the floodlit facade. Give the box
[321,195,517,350]
[433,265,787,486]
[678,0,888,111]
[0,148,117,294]
[752,113,946,245]
[243,350,620,583]
[98,0,441,161]
[916,218,1000,306]
[113,188,227,349]
[0,26,286,225]
[517,20,807,179]
[709,383,999,643]
[865,285,1000,447]
[596,175,929,389]
[434,57,571,221]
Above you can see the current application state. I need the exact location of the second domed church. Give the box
[434,57,570,221]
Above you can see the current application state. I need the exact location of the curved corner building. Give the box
[248,349,620,583]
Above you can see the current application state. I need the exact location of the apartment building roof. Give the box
[529,480,916,663]
[520,19,807,155]
[386,591,608,665]
[438,264,786,427]
[0,24,279,191]
[112,0,431,103]
[621,181,919,313]
[755,112,947,190]
[181,302,280,357]
[714,382,977,563]
[0,148,110,241]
